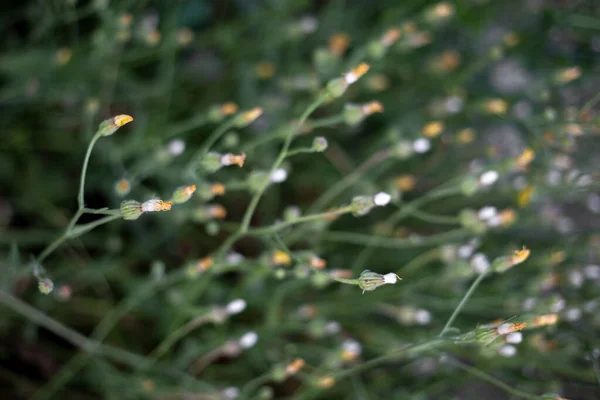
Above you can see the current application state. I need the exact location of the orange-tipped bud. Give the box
[361,101,384,115]
[310,256,326,269]
[515,147,535,170]
[329,33,351,56]
[510,247,531,265]
[285,358,305,375]
[532,314,559,327]
[208,205,227,219]
[272,250,291,266]
[141,199,172,212]
[422,121,445,138]
[344,63,370,84]
[381,28,401,47]
[221,102,238,116]
[221,153,246,167]
[196,256,213,272]
[210,183,226,196]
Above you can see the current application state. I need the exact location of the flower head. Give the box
[171,185,196,204]
[98,114,134,136]
[358,270,401,294]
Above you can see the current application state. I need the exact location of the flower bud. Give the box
[312,136,328,152]
[208,102,238,122]
[171,185,196,204]
[351,195,375,216]
[221,153,246,167]
[234,108,263,128]
[121,200,143,220]
[98,114,133,136]
[141,199,172,212]
[200,152,223,173]
[358,270,401,294]
[38,278,54,295]
[492,247,530,273]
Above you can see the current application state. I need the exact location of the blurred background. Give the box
[1,0,599,399]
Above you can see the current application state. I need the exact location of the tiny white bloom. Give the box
[477,206,497,221]
[168,139,186,156]
[414,309,432,325]
[479,170,499,186]
[222,386,240,399]
[270,168,288,183]
[458,244,475,259]
[226,252,244,265]
[239,331,258,349]
[344,72,358,84]
[299,16,318,33]
[550,297,566,313]
[470,253,490,274]
[568,270,584,288]
[383,272,400,284]
[226,299,247,315]
[373,192,392,206]
[565,307,582,321]
[522,297,536,311]
[584,264,600,279]
[505,332,522,344]
[496,323,513,335]
[498,344,517,357]
[324,321,341,335]
[413,138,431,153]
[342,339,362,355]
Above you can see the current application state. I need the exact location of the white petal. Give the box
[383,273,399,284]
[239,331,258,349]
[373,192,392,206]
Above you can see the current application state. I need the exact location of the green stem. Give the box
[189,118,237,171]
[444,356,542,400]
[239,93,329,235]
[320,228,469,249]
[247,207,352,236]
[439,272,488,337]
[149,314,212,362]
[78,133,101,209]
[407,208,460,225]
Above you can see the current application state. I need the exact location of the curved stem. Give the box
[439,272,488,337]
[78,133,101,209]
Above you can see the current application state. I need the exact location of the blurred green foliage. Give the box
[1,0,600,399]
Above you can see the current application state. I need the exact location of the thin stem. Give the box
[247,207,352,236]
[439,272,488,337]
[444,356,542,399]
[68,214,121,237]
[149,315,212,362]
[189,118,237,172]
[238,93,329,235]
[78,133,101,209]
[407,208,460,225]
[320,228,470,249]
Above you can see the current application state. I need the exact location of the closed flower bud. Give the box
[492,247,530,273]
[98,114,133,136]
[200,152,224,173]
[38,278,54,295]
[121,200,143,220]
[312,136,328,152]
[234,108,263,128]
[358,270,401,294]
[171,185,196,204]
[351,195,375,216]
[208,102,239,122]
[326,63,370,98]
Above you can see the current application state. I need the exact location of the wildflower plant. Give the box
[0,1,599,399]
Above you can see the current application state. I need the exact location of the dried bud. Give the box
[221,153,246,167]
[327,63,370,98]
[358,270,401,294]
[98,114,133,136]
[272,250,291,266]
[208,102,239,122]
[141,199,172,212]
[114,178,131,197]
[329,32,351,57]
[422,121,445,138]
[515,148,535,171]
[285,358,305,376]
[532,314,559,327]
[121,200,143,220]
[171,185,196,204]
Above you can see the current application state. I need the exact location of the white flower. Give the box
[225,252,244,265]
[383,272,399,284]
[168,139,185,156]
[479,170,499,186]
[496,323,514,335]
[470,253,490,274]
[565,307,582,321]
[477,206,497,221]
[414,309,432,325]
[226,299,247,315]
[221,386,240,399]
[498,344,517,357]
[522,297,536,311]
[568,270,584,288]
[270,168,288,183]
[342,339,362,355]
[505,332,522,344]
[373,192,392,206]
[413,138,431,153]
[550,297,566,313]
[239,331,258,349]
[325,321,341,335]
[584,264,600,279]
